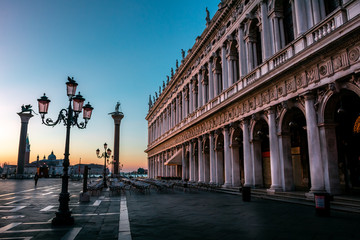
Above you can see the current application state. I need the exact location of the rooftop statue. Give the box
[176,59,179,69]
[206,7,210,24]
[181,49,185,59]
[171,68,174,77]
[163,81,165,90]
[166,75,170,84]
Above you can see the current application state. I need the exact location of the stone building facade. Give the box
[145,0,360,195]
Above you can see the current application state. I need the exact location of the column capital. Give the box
[301,91,315,100]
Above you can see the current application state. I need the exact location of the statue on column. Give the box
[115,102,121,113]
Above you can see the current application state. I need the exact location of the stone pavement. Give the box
[1,178,360,239]
[125,189,360,240]
[0,178,126,240]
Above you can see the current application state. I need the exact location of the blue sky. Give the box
[0,0,219,171]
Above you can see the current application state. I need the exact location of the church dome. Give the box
[48,151,56,161]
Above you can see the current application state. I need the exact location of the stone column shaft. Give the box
[304,93,325,192]
[208,61,214,100]
[242,120,253,187]
[268,108,282,191]
[209,132,216,183]
[223,127,232,187]
[17,112,33,175]
[221,45,228,90]
[198,138,204,182]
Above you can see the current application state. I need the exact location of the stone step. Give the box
[216,187,360,214]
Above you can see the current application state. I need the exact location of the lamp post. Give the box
[96,143,112,188]
[37,76,93,226]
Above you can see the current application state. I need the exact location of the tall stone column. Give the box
[17,111,33,176]
[189,81,193,113]
[261,1,273,59]
[267,108,282,192]
[209,131,216,183]
[238,24,247,78]
[294,0,308,36]
[198,73,203,108]
[304,92,325,193]
[111,108,124,176]
[242,119,253,187]
[223,126,232,187]
[198,137,204,182]
[208,59,214,100]
[189,141,194,181]
[221,43,228,90]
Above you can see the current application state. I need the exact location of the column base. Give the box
[52,212,74,226]
[222,183,232,188]
[79,192,90,202]
[267,186,283,195]
[306,189,326,200]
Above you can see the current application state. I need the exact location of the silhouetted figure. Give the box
[34,173,39,187]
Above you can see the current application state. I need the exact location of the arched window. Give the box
[283,0,294,45]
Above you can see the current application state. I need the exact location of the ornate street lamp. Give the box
[37,76,93,226]
[96,143,112,188]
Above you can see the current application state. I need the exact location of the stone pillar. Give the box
[198,73,203,108]
[294,0,308,36]
[17,112,33,176]
[261,1,273,59]
[267,108,282,192]
[223,126,232,187]
[198,137,204,182]
[161,153,165,177]
[242,119,253,187]
[189,141,194,181]
[319,123,341,194]
[209,131,216,183]
[189,81,193,113]
[208,59,214,100]
[221,44,228,90]
[182,144,186,180]
[238,24,247,78]
[230,127,241,187]
[278,133,294,191]
[304,93,325,192]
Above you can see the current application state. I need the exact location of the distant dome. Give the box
[48,151,56,161]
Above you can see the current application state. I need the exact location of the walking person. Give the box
[34,172,39,187]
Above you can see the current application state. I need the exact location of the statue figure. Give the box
[162,81,165,90]
[115,102,121,113]
[159,86,162,95]
[21,104,36,114]
[176,59,179,69]
[166,75,170,84]
[153,96,156,103]
[171,68,174,78]
[181,49,185,59]
[206,7,210,24]
[148,95,152,109]
[155,92,158,99]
